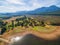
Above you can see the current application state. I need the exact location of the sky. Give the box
[0,0,60,13]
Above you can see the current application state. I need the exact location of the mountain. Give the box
[0,5,60,16]
[13,5,60,15]
[35,5,60,12]
[28,5,60,15]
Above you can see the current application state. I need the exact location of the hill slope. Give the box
[0,5,60,16]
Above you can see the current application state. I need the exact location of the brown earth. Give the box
[0,26,60,45]
[2,26,60,41]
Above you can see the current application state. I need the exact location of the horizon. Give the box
[0,0,60,13]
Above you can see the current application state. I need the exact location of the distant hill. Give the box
[0,5,60,16]
[27,5,60,15]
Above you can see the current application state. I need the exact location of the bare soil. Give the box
[2,26,60,40]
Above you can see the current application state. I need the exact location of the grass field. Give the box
[33,26,56,33]
[3,25,56,36]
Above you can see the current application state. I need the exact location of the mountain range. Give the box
[0,5,60,17]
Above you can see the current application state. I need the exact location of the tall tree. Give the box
[41,21,45,27]
[16,19,20,26]
[12,20,15,30]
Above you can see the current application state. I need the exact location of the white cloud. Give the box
[6,0,26,5]
[0,0,60,13]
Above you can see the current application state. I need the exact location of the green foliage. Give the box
[0,20,4,28]
[33,26,56,33]
[11,20,15,30]
[1,15,59,34]
[4,22,8,30]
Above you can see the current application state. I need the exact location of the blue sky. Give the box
[0,0,60,13]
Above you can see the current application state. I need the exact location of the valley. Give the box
[0,15,60,45]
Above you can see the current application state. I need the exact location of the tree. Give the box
[0,20,4,28]
[16,19,20,26]
[1,27,6,35]
[12,20,15,30]
[5,22,8,30]
[1,22,9,32]
[0,21,9,34]
[40,21,45,27]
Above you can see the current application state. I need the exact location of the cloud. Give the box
[55,0,60,7]
[6,0,26,5]
[0,0,60,13]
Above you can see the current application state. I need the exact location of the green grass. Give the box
[4,25,56,36]
[9,26,56,34]
[11,26,25,34]
[32,26,56,33]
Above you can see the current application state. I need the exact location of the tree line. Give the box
[0,16,50,35]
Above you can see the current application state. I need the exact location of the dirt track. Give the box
[6,26,60,41]
[0,26,60,45]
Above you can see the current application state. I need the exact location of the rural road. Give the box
[7,26,60,40]
[1,26,60,44]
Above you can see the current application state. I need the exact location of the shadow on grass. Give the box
[51,23,60,26]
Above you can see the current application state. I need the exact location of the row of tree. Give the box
[0,16,47,34]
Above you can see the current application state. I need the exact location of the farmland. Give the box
[0,15,60,45]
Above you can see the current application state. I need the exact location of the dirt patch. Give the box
[2,26,60,40]
[0,26,60,45]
